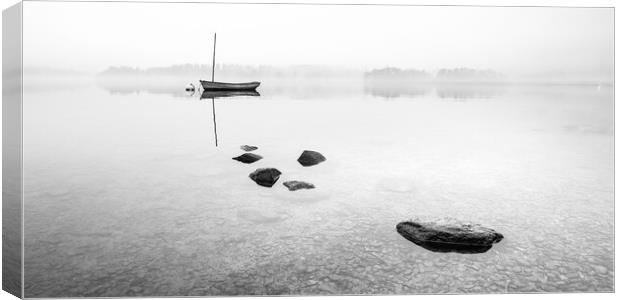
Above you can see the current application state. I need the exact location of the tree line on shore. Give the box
[364,67,505,83]
[98,64,505,83]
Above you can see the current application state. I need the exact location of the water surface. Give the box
[23,81,614,296]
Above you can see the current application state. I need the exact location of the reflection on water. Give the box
[363,81,432,99]
[198,90,261,146]
[22,81,613,297]
[97,78,190,97]
[200,90,261,99]
[211,98,218,147]
[97,77,514,100]
[436,83,507,100]
[97,77,360,100]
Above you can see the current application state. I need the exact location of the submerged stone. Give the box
[283,180,315,191]
[240,145,258,152]
[297,150,326,167]
[396,218,503,254]
[232,153,263,164]
[237,208,290,224]
[249,168,282,187]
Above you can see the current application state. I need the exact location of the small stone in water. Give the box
[240,145,258,152]
[232,153,263,164]
[283,180,315,191]
[249,168,282,187]
[297,150,326,167]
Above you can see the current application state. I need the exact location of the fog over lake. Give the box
[23,2,612,81]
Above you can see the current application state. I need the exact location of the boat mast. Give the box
[211,33,217,82]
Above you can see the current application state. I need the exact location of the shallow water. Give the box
[22,81,613,296]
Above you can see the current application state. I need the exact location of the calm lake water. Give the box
[22,80,613,296]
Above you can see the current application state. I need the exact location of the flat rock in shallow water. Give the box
[283,180,315,191]
[232,153,263,164]
[396,218,503,254]
[240,145,258,152]
[249,168,282,187]
[297,150,326,167]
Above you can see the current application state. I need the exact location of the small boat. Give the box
[201,33,261,92]
[200,80,260,91]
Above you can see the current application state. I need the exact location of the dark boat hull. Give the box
[200,90,260,99]
[200,80,260,91]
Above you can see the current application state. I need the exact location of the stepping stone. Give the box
[232,153,263,164]
[283,180,315,191]
[297,150,326,167]
[396,218,503,254]
[240,145,258,152]
[249,168,281,187]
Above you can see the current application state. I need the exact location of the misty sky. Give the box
[23,1,613,78]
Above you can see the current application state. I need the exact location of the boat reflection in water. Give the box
[198,89,261,147]
[200,90,260,99]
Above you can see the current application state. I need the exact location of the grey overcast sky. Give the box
[23,1,613,77]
